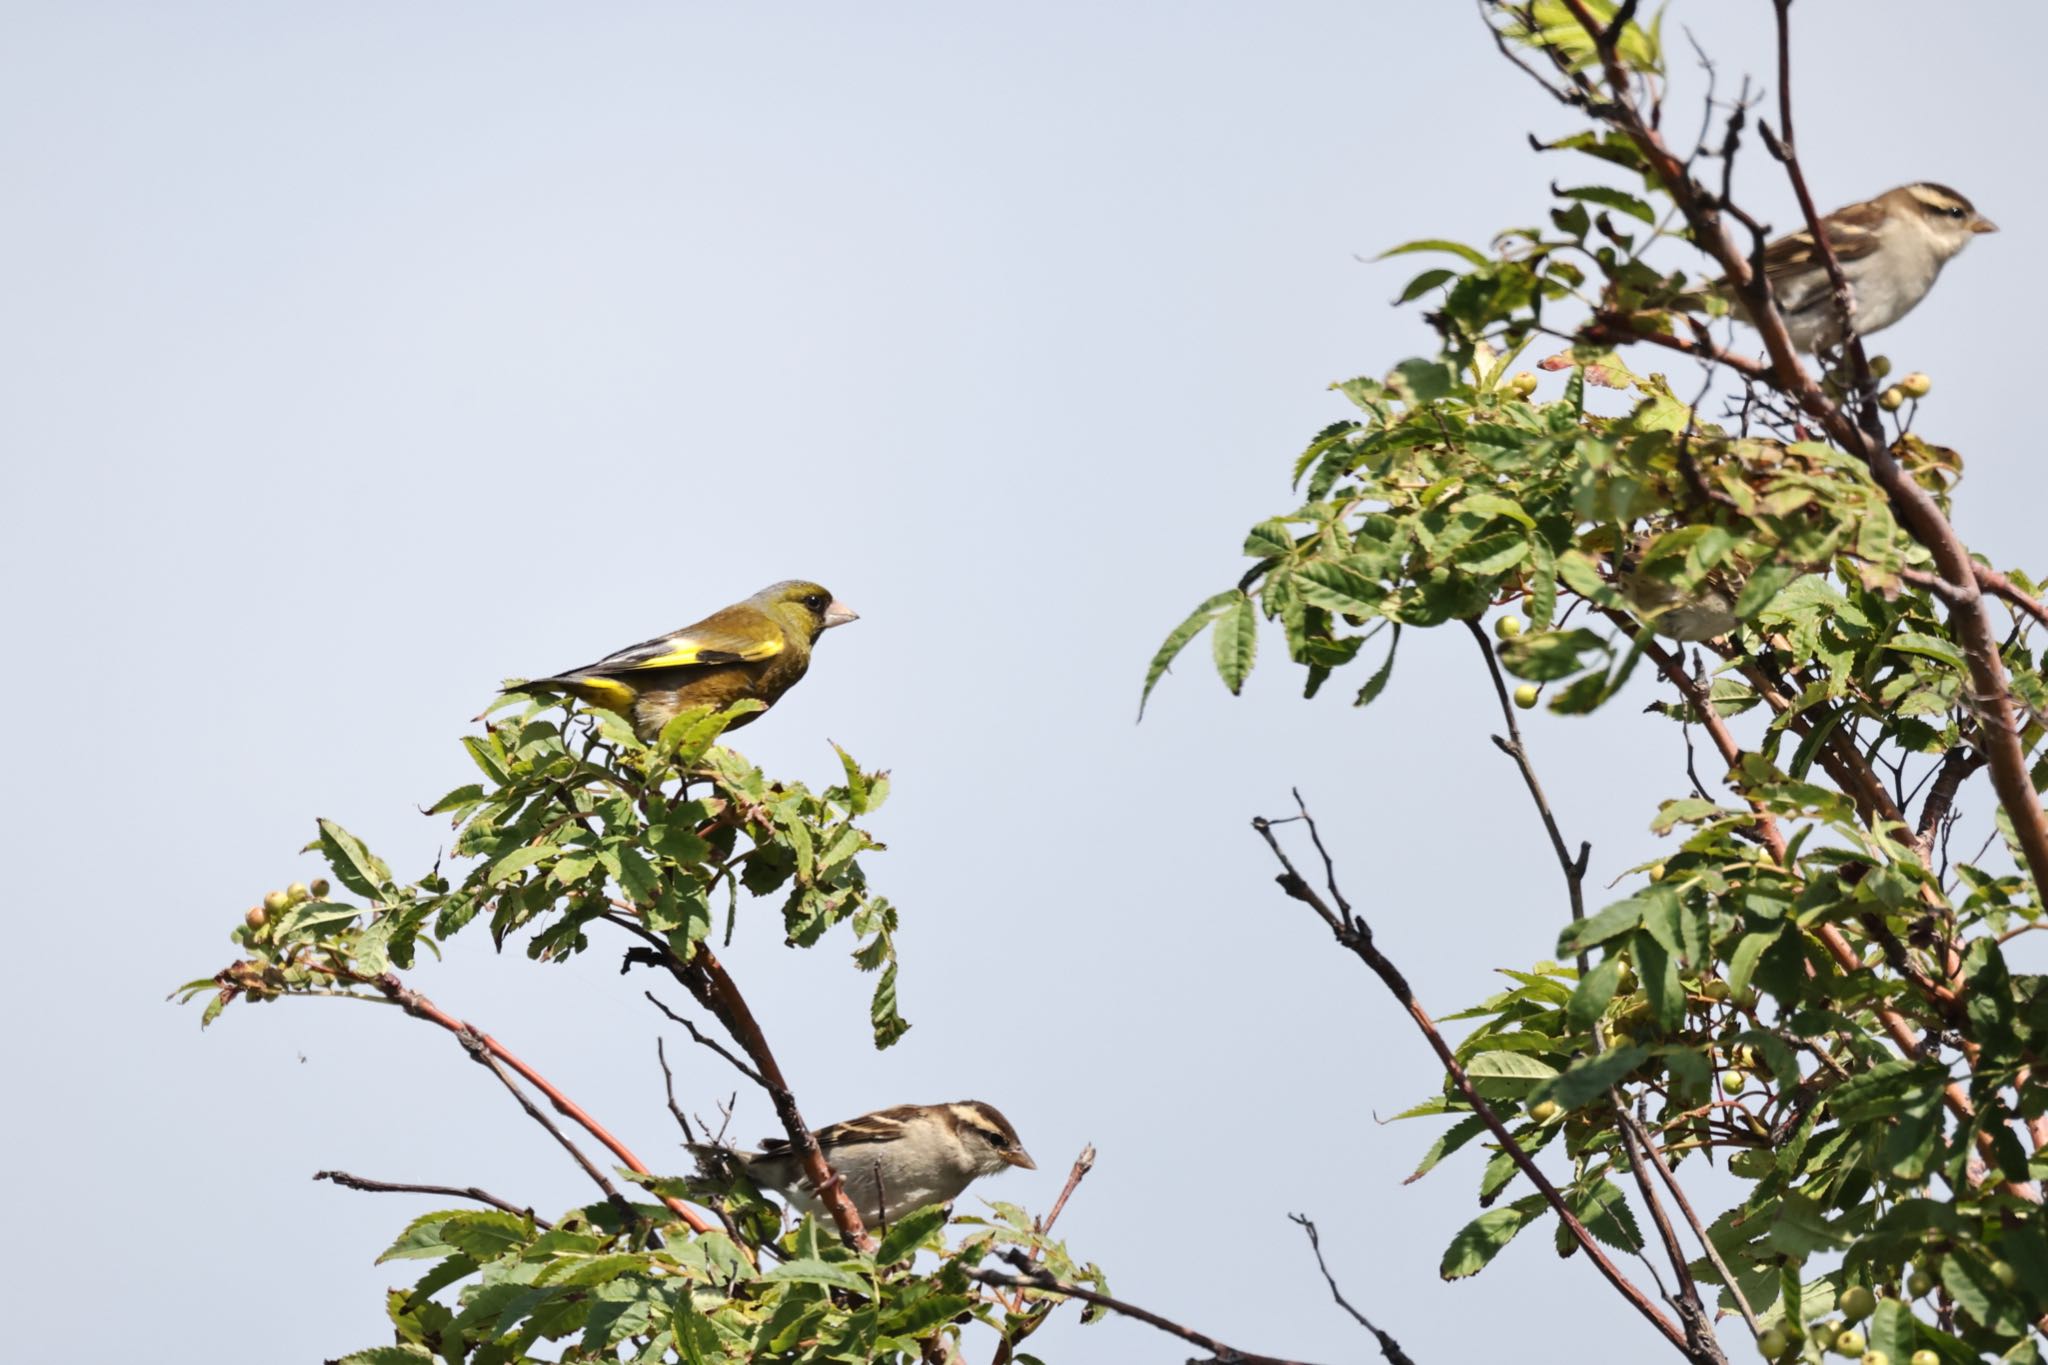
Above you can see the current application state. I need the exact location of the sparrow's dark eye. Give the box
[1946,205,1967,219]
[804,593,827,612]
[982,1129,1009,1150]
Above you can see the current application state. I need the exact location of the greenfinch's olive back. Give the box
[513,580,857,739]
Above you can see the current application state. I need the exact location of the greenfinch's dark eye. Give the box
[804,593,826,612]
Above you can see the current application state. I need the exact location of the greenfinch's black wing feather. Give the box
[562,604,787,676]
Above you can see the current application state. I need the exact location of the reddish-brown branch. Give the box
[362,971,715,1235]
[613,917,875,1252]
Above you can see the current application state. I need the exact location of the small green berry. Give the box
[1879,386,1905,412]
[1837,1286,1875,1321]
[1513,683,1540,710]
[1905,1269,1934,1298]
[309,878,331,898]
[1528,1099,1561,1124]
[1495,615,1525,640]
[286,881,310,904]
[1756,1326,1790,1360]
[1910,1352,1939,1365]
[1721,1069,1748,1094]
[1899,372,1932,399]
[262,890,291,914]
[1833,1328,1865,1358]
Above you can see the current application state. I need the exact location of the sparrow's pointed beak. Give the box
[1007,1147,1038,1171]
[822,599,860,629]
[1970,215,1999,235]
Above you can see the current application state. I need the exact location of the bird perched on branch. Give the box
[509,580,857,741]
[694,1101,1036,1226]
[1710,182,1996,352]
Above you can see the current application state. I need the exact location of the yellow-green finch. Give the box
[513,580,857,740]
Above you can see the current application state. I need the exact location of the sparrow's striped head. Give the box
[1903,182,1998,242]
[946,1101,1037,1173]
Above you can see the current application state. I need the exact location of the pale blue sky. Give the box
[5,3,2043,1361]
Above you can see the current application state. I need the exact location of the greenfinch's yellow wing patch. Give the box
[607,632,783,671]
[569,605,789,675]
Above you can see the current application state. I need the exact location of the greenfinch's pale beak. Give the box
[1005,1146,1038,1171]
[823,600,860,629]
[1970,214,1999,234]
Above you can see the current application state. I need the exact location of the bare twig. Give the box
[1622,1113,1760,1335]
[1611,1104,1727,1361]
[1289,1215,1417,1365]
[1035,1144,1097,1247]
[463,1031,642,1230]
[1466,621,1723,1361]
[654,1037,695,1141]
[613,917,873,1251]
[1466,620,1590,924]
[646,990,768,1087]
[991,1146,1102,1365]
[313,1170,549,1226]
[974,1254,1328,1365]
[1251,807,1689,1354]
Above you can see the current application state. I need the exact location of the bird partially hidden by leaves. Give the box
[1615,531,1745,643]
[507,580,858,741]
[1705,182,1996,353]
[692,1101,1036,1227]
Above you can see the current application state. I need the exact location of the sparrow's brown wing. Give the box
[1758,199,1887,316]
[758,1106,923,1155]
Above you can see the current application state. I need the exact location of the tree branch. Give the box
[358,970,715,1235]
[611,918,873,1252]
[645,990,768,1087]
[1250,806,1689,1354]
[1467,620,1723,1362]
[313,1170,549,1226]
[1288,1214,1418,1365]
[973,1254,1329,1365]
[1543,0,2048,906]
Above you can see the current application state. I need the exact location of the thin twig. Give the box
[313,1170,550,1226]
[1466,620,1590,924]
[1251,807,1688,1354]
[611,916,874,1252]
[1288,1215,1417,1365]
[1035,1144,1097,1247]
[463,1031,643,1230]
[646,991,768,1087]
[974,1254,1328,1365]
[359,970,716,1236]
[1623,1114,1760,1335]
